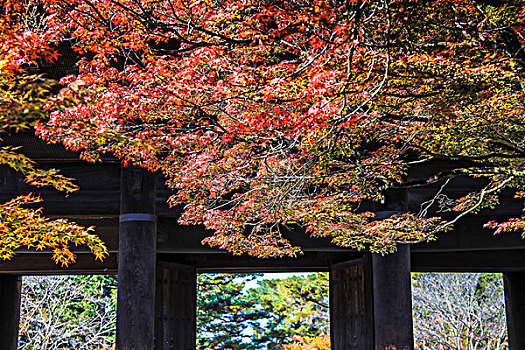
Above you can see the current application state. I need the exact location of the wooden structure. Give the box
[1,133,525,349]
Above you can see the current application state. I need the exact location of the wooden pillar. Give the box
[116,167,157,350]
[0,275,22,350]
[155,262,197,350]
[503,272,525,350]
[372,244,414,350]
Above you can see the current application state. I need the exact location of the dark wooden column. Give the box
[155,262,197,350]
[372,244,414,350]
[116,167,157,350]
[0,275,22,350]
[503,272,525,350]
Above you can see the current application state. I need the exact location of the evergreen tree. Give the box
[197,273,267,350]
[248,273,329,348]
[196,273,329,350]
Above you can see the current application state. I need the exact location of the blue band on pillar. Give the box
[119,213,157,223]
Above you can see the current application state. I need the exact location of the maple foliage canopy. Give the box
[0,5,108,265]
[4,0,525,257]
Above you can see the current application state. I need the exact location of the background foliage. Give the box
[19,275,117,349]
[19,272,507,349]
[197,273,329,349]
[1,1,107,265]
[412,273,508,350]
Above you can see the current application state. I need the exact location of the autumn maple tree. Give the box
[0,2,107,265]
[4,0,525,257]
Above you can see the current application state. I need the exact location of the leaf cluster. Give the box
[0,3,108,265]
[3,0,525,256]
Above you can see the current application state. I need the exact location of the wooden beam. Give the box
[504,273,525,350]
[164,252,361,273]
[3,214,525,261]
[412,250,525,272]
[0,275,21,350]
[116,167,157,350]
[4,247,525,275]
[411,216,525,253]
[372,245,413,350]
[0,253,117,275]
